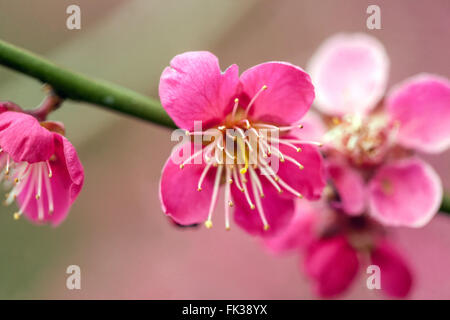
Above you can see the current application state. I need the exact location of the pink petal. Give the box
[231,177,295,237]
[0,111,54,163]
[304,236,359,297]
[276,141,326,200]
[370,240,413,298]
[386,74,450,153]
[264,200,318,253]
[368,158,442,227]
[239,62,314,125]
[308,33,389,116]
[19,134,84,226]
[159,51,240,131]
[328,161,366,215]
[159,142,216,225]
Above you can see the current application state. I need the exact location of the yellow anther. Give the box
[179,164,184,169]
[263,224,270,231]
[250,204,255,210]
[296,147,302,152]
[36,194,40,200]
[204,220,213,229]
[13,212,20,220]
[299,164,304,170]
[228,201,234,207]
[197,187,202,191]
[262,85,268,90]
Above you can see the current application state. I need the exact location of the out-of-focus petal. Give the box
[368,158,442,227]
[328,161,366,216]
[304,236,359,297]
[370,240,413,298]
[386,74,450,153]
[264,200,318,253]
[308,33,389,116]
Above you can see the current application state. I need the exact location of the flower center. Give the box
[181,85,321,231]
[0,149,54,221]
[324,114,395,166]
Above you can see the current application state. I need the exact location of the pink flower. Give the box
[265,201,413,298]
[158,52,326,235]
[0,107,84,226]
[304,33,450,228]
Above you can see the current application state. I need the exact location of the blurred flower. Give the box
[158,51,326,235]
[265,200,413,298]
[0,104,84,226]
[305,33,450,227]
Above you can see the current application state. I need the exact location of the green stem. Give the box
[441,193,450,215]
[0,39,176,128]
[0,39,449,215]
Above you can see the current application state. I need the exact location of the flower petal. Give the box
[308,33,389,116]
[304,236,359,297]
[0,111,54,163]
[19,134,84,226]
[386,74,450,153]
[232,176,295,237]
[328,161,366,216]
[239,62,314,125]
[370,240,413,298]
[368,158,442,227]
[264,200,318,253]
[159,51,240,130]
[275,141,326,200]
[159,142,216,225]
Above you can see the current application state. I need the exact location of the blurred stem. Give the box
[0,39,176,128]
[0,39,450,214]
[441,193,450,215]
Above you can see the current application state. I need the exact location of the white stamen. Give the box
[205,165,223,229]
[224,166,232,230]
[244,85,267,117]
[197,162,213,191]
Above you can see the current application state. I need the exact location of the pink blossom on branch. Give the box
[305,33,450,228]
[158,52,326,235]
[0,106,84,226]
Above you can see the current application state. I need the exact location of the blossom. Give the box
[0,105,84,226]
[305,33,450,227]
[265,200,413,298]
[158,51,326,234]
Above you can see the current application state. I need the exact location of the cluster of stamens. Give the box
[0,149,54,221]
[324,114,396,166]
[179,85,322,231]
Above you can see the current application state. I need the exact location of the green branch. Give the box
[0,39,176,128]
[0,38,449,215]
[441,193,450,215]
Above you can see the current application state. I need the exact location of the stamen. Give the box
[234,127,253,152]
[282,155,304,170]
[259,166,282,193]
[44,164,54,214]
[237,138,249,174]
[180,146,204,169]
[232,167,244,192]
[36,164,42,200]
[14,168,36,220]
[240,172,255,209]
[224,167,232,230]
[244,85,267,117]
[250,173,270,231]
[46,161,53,178]
[197,162,213,191]
[205,165,223,229]
[231,98,239,119]
[249,167,264,197]
[275,139,302,152]
[277,176,303,198]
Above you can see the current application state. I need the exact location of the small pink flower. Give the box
[0,107,84,226]
[159,52,326,234]
[305,33,450,227]
[265,201,413,298]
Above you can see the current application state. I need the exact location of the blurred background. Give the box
[0,0,449,299]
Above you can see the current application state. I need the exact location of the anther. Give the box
[205,220,213,229]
